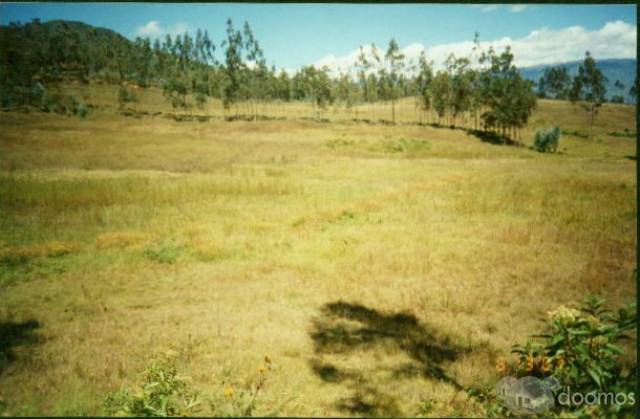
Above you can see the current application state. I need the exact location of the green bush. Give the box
[0,82,45,108]
[75,103,88,118]
[534,126,560,153]
[42,91,79,115]
[209,356,276,416]
[163,78,189,111]
[103,352,201,417]
[194,81,209,110]
[118,86,137,110]
[513,296,635,391]
[492,295,636,416]
[610,95,625,104]
[104,353,280,417]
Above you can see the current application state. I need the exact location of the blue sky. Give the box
[0,3,636,71]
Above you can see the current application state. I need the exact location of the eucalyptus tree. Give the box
[538,66,571,100]
[629,75,638,103]
[569,51,607,138]
[365,73,379,103]
[335,72,361,114]
[276,70,291,101]
[163,77,189,112]
[357,46,371,102]
[383,38,405,123]
[447,54,475,128]
[414,51,433,124]
[478,46,536,140]
[431,71,451,126]
[242,21,268,118]
[313,66,335,114]
[357,44,381,118]
[133,37,153,87]
[297,65,334,117]
[221,18,244,116]
[468,32,486,130]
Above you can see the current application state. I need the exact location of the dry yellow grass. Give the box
[95,231,150,250]
[0,240,81,265]
[0,86,636,416]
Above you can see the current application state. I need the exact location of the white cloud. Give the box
[510,5,527,13]
[135,20,189,39]
[481,5,499,13]
[313,20,637,76]
[472,5,500,13]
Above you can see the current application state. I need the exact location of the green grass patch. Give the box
[371,137,432,156]
[143,243,184,264]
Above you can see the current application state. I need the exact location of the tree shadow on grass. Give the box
[309,301,472,416]
[468,129,521,146]
[0,320,41,375]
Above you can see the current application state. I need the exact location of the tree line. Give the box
[1,18,626,141]
[536,52,636,136]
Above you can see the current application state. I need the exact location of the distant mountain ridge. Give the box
[520,58,637,103]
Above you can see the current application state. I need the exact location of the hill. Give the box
[520,58,637,103]
[0,19,134,83]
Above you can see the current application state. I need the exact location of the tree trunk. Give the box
[589,106,595,139]
[392,100,396,123]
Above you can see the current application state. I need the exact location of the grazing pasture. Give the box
[0,91,636,416]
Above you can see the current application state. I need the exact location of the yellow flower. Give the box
[223,386,234,398]
[547,306,581,324]
[540,356,552,373]
[526,353,535,372]
[257,364,266,374]
[264,355,272,364]
[495,358,508,375]
[555,356,566,370]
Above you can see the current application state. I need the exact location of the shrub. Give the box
[210,356,275,416]
[0,82,45,108]
[194,81,209,110]
[163,78,189,111]
[493,295,636,416]
[118,86,137,110]
[104,353,278,417]
[103,351,201,416]
[195,92,207,109]
[42,91,80,115]
[75,103,88,118]
[534,126,560,153]
[610,95,625,104]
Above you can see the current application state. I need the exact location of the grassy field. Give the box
[0,87,636,416]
